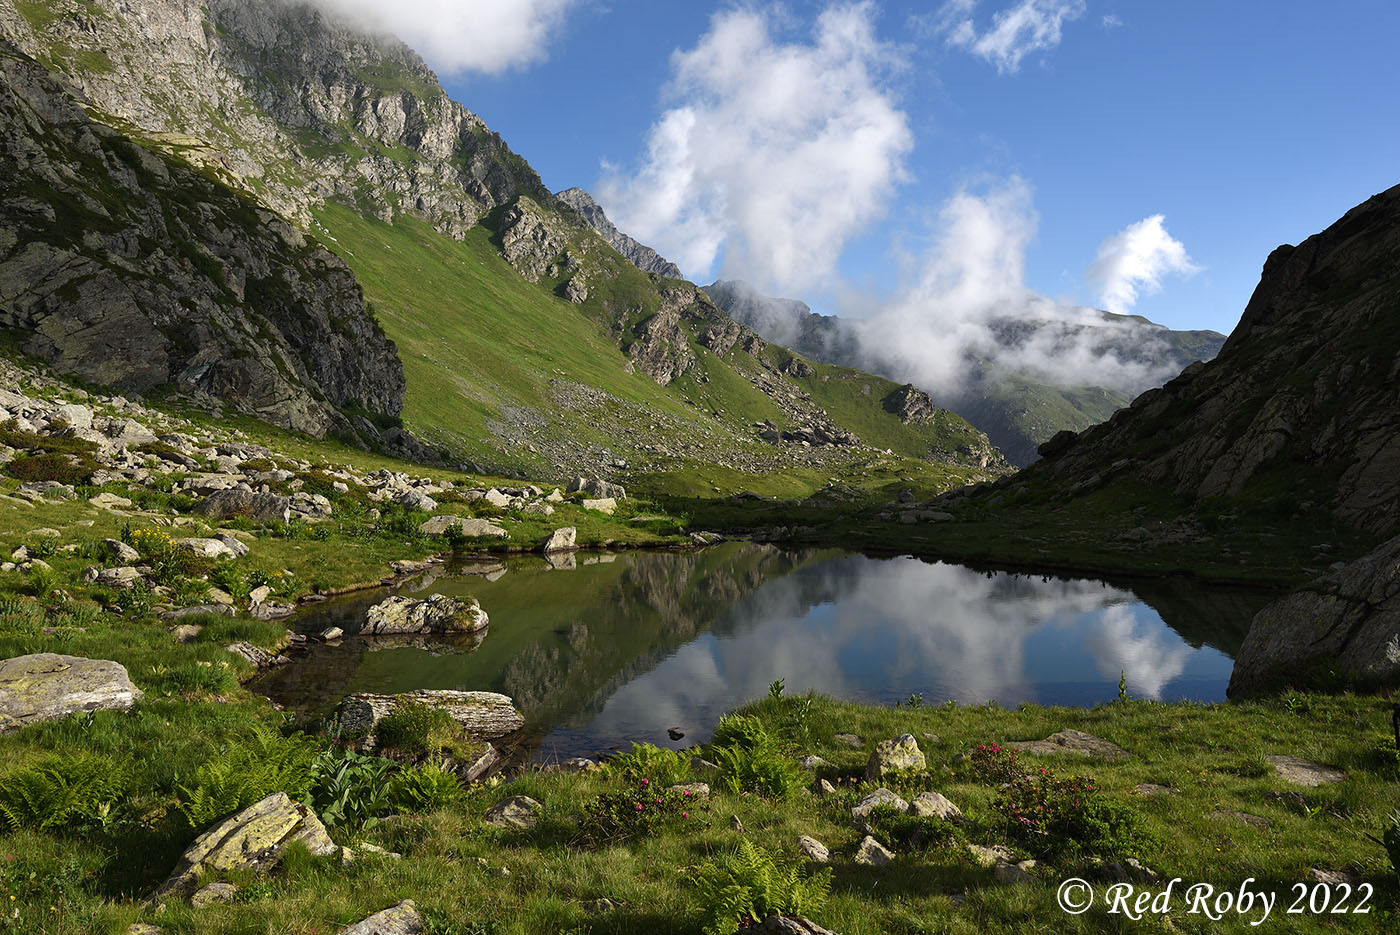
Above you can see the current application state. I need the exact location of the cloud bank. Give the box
[1088,214,1200,315]
[296,0,579,74]
[597,2,912,294]
[935,0,1087,73]
[837,178,1188,396]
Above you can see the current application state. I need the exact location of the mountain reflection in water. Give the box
[255,543,1269,762]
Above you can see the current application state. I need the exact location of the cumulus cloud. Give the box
[1088,214,1200,315]
[596,3,912,294]
[839,179,1185,396]
[935,0,1087,73]
[295,0,579,74]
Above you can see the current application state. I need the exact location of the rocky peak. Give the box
[0,0,546,237]
[555,187,683,280]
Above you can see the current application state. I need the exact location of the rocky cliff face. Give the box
[1031,184,1400,539]
[0,39,407,444]
[555,188,683,280]
[0,0,546,238]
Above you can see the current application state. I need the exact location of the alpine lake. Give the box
[254,542,1273,767]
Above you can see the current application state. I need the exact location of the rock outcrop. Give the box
[0,39,406,444]
[1229,533,1400,695]
[555,188,683,279]
[0,653,142,730]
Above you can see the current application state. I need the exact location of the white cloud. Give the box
[596,3,912,294]
[296,0,579,74]
[1088,214,1200,315]
[836,178,1183,396]
[935,0,1087,73]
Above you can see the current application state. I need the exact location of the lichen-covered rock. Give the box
[364,594,489,635]
[0,653,142,731]
[908,791,962,821]
[854,835,895,866]
[336,899,423,935]
[851,788,909,821]
[155,792,335,897]
[1005,729,1129,760]
[865,734,925,779]
[335,690,523,750]
[483,795,542,830]
[796,834,830,863]
[566,477,627,500]
[581,497,616,515]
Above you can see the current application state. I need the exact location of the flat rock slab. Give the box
[1266,755,1346,787]
[1005,729,1129,760]
[418,516,507,538]
[1209,809,1272,830]
[852,788,909,820]
[336,690,524,751]
[1132,784,1172,797]
[750,916,839,935]
[156,792,335,897]
[0,653,142,731]
[337,899,423,935]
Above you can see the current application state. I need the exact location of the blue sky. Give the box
[383,0,1400,337]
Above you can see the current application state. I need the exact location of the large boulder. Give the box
[195,487,292,524]
[581,497,616,515]
[418,515,508,538]
[541,527,577,553]
[1229,533,1400,696]
[865,734,925,780]
[154,792,335,897]
[567,477,626,500]
[0,654,142,731]
[335,690,524,751]
[363,594,489,635]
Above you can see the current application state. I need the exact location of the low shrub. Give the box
[862,803,963,853]
[584,778,703,844]
[966,742,1027,783]
[996,767,1154,859]
[374,700,475,759]
[606,742,692,788]
[694,839,832,935]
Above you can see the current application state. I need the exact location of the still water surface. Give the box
[255,543,1270,762]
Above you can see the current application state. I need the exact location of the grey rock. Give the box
[483,795,542,830]
[102,539,141,565]
[335,690,524,750]
[190,882,239,907]
[1265,755,1346,787]
[1005,729,1129,760]
[865,734,926,779]
[196,488,292,525]
[567,477,627,500]
[0,653,142,731]
[155,793,335,897]
[851,788,909,821]
[541,527,577,553]
[336,899,423,935]
[555,189,682,279]
[966,844,1016,867]
[855,835,895,866]
[418,515,508,539]
[908,791,962,821]
[1230,534,1400,696]
[1208,810,1272,830]
[364,594,489,635]
[796,834,830,862]
[175,538,239,560]
[580,497,616,515]
[750,916,839,935]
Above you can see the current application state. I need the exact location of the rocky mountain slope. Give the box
[704,279,1226,465]
[554,188,683,279]
[971,184,1400,694]
[0,38,414,453]
[0,0,1008,493]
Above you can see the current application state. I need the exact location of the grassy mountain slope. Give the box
[0,0,1009,499]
